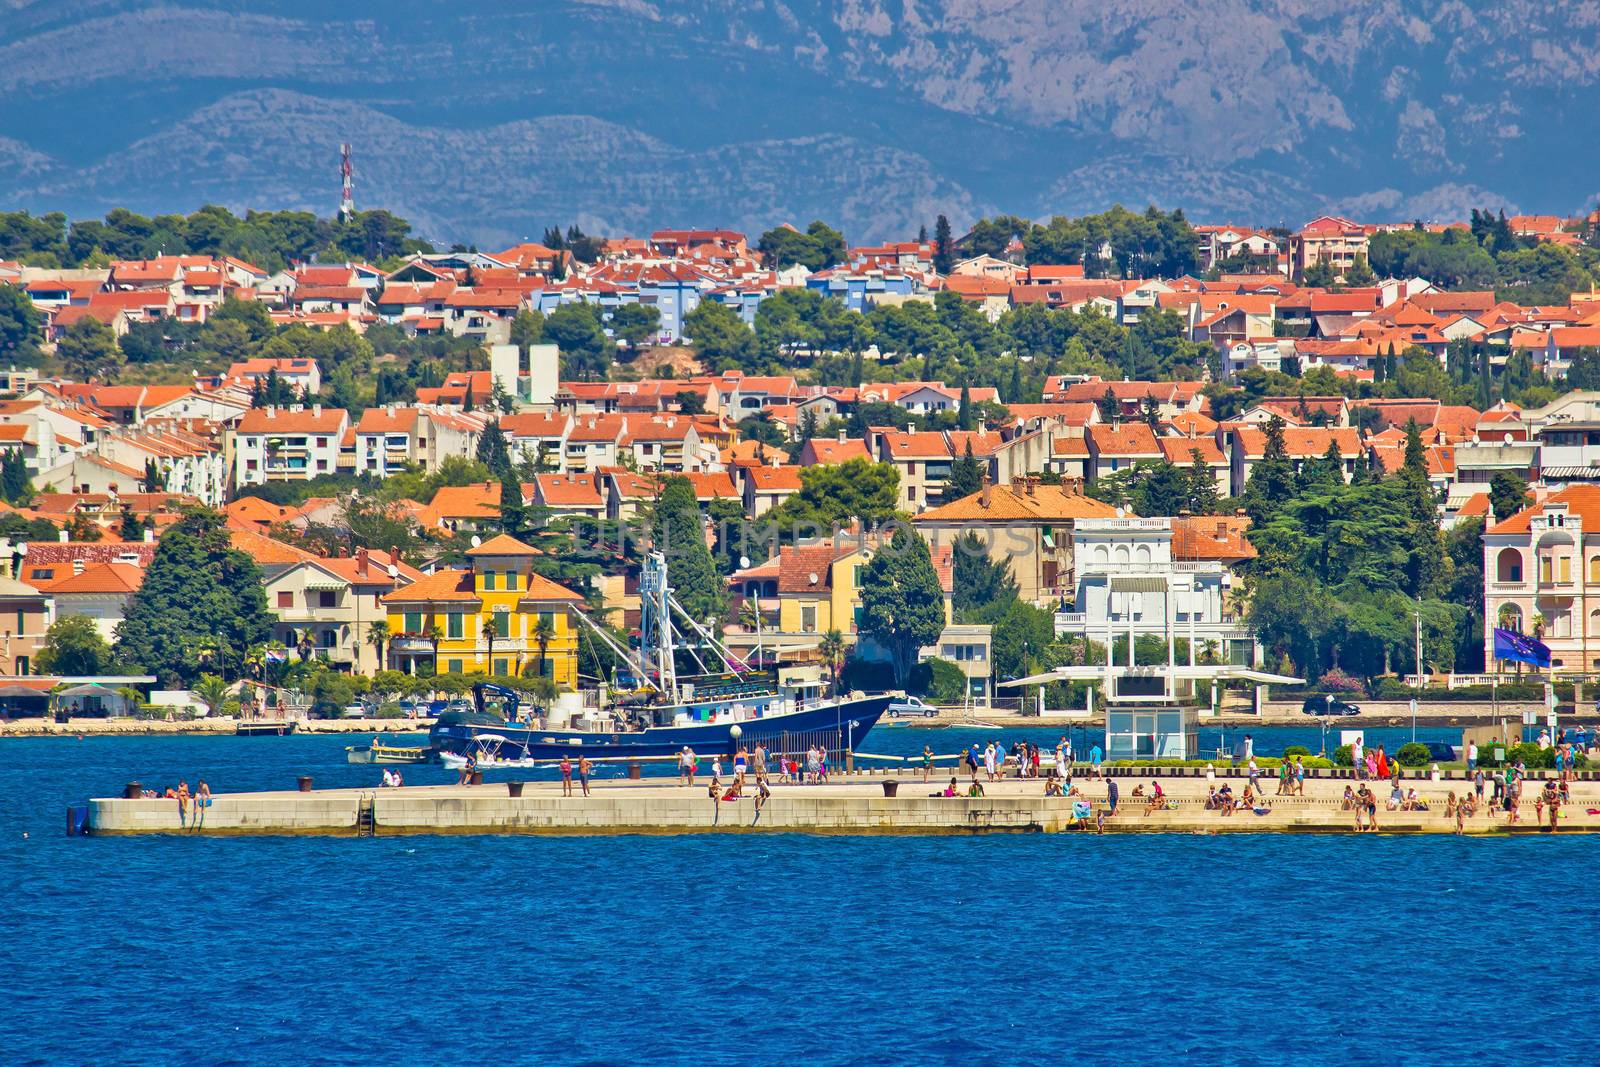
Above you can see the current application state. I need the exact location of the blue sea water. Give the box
[3,727,1593,1065]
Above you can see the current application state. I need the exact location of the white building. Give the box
[1059,516,1257,668]
[229,405,349,486]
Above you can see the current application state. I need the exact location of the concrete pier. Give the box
[85,771,1600,837]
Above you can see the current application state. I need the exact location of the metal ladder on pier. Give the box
[356,793,376,838]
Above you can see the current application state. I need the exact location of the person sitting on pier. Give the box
[1204,785,1220,810]
[1387,784,1405,811]
[1340,785,1356,810]
[1216,783,1234,815]
[1444,792,1457,819]
[931,777,959,798]
[1402,788,1428,812]
[1143,780,1166,816]
[967,777,985,797]
[1044,776,1063,797]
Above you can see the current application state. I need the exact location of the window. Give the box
[318,590,337,609]
[504,571,518,591]
[801,605,817,633]
[539,611,555,630]
[494,659,509,677]
[320,629,337,648]
[277,591,293,608]
[482,570,497,591]
[494,609,512,638]
[404,612,423,634]
[447,659,463,675]
[446,613,464,640]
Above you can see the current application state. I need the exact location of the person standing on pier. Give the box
[1089,742,1103,779]
[560,755,574,797]
[578,756,593,797]
[680,746,697,787]
[922,745,933,783]
[176,781,190,829]
[983,742,997,782]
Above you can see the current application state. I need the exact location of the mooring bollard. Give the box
[507,781,524,798]
[124,781,142,799]
[628,760,642,780]
[882,780,899,797]
[297,775,313,792]
[470,769,484,786]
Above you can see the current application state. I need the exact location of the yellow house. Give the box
[381,534,584,686]
[736,539,953,641]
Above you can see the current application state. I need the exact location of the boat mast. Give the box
[640,551,678,701]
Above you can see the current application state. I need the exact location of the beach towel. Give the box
[1252,806,1271,816]
[1072,800,1092,820]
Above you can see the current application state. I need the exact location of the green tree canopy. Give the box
[858,527,947,686]
[115,509,274,685]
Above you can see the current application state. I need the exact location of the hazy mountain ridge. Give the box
[0,1,1595,242]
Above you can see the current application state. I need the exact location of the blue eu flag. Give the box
[1493,627,1551,668]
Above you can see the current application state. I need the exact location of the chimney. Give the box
[143,527,154,543]
[266,405,277,419]
[1027,476,1037,496]
[908,422,917,435]
[387,404,396,417]
[357,547,369,577]
[1011,475,1025,492]
[312,402,322,417]
[837,429,846,444]
[980,475,992,509]
[58,529,69,542]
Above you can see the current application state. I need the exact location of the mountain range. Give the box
[1,1,1597,246]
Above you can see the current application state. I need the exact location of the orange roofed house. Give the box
[381,534,584,684]
[230,405,349,486]
[913,477,1120,604]
[1482,486,1600,675]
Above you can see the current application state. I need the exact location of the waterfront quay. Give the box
[84,766,1600,837]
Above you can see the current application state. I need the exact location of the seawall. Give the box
[84,773,1598,837]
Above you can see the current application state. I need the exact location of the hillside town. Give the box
[2,201,1600,717]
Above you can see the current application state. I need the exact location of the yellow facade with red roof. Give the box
[380,534,583,684]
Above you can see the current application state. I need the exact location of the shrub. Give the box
[375,702,406,720]
[1396,742,1432,768]
[1334,744,1353,767]
[1507,742,1553,769]
[911,657,966,704]
[1316,667,1362,693]
[1283,745,1312,758]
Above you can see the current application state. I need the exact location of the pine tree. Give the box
[1097,387,1119,425]
[1185,448,1220,515]
[942,443,984,504]
[115,508,273,685]
[498,476,526,539]
[1244,415,1296,522]
[0,449,33,505]
[141,458,163,493]
[653,475,727,626]
[957,384,974,430]
[1140,393,1162,430]
[476,419,510,476]
[952,532,1017,618]
[118,506,145,542]
[1395,417,1445,597]
[933,215,954,274]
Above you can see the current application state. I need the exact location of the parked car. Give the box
[1302,695,1361,716]
[341,702,372,718]
[887,695,937,718]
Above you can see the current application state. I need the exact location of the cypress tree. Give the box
[859,526,947,687]
[653,475,726,626]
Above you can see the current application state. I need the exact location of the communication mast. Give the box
[338,143,355,221]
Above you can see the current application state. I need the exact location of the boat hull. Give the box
[430,695,893,762]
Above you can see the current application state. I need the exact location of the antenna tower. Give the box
[338,143,355,221]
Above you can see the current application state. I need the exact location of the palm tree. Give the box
[366,621,390,672]
[425,621,445,676]
[192,674,231,717]
[819,629,846,697]
[295,628,315,663]
[532,614,556,681]
[483,615,499,677]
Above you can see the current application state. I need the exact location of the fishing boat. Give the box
[345,738,435,764]
[429,552,892,764]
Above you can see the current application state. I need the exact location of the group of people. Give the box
[956,737,1100,783]
[1203,782,1266,816]
[681,743,830,788]
[379,768,405,787]
[151,779,211,829]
